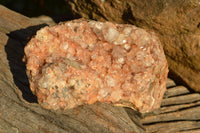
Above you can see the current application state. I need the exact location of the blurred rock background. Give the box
[0,0,77,22]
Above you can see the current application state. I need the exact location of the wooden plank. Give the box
[164,86,190,98]
[0,117,19,133]
[180,129,200,133]
[141,85,200,132]
[142,106,200,124]
[144,121,200,133]
[161,93,200,106]
[166,78,176,88]
[0,94,67,133]
[160,101,200,114]
[143,101,200,116]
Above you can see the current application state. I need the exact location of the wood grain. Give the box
[142,84,200,133]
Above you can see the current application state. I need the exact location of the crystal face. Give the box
[24,19,168,113]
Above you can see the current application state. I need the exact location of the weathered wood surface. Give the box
[141,82,200,133]
[0,5,144,133]
[1,4,200,133]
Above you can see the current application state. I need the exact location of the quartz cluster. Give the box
[24,19,168,113]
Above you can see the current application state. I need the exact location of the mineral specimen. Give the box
[24,19,168,113]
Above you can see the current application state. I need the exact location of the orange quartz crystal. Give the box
[24,19,168,113]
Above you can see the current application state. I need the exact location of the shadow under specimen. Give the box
[5,24,47,103]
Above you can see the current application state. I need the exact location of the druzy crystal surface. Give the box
[24,19,168,113]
